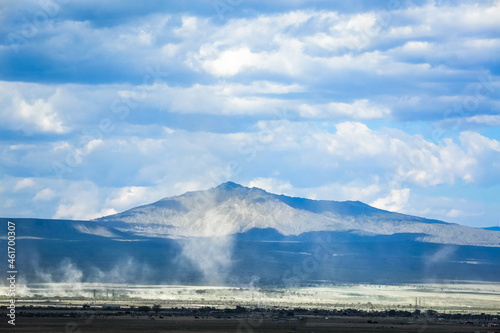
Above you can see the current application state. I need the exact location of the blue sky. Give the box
[1,0,499,227]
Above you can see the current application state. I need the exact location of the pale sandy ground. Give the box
[1,282,499,314]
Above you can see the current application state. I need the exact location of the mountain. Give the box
[96,182,500,247]
[1,182,499,286]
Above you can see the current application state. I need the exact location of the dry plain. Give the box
[1,282,499,332]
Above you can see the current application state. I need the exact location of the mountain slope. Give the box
[96,182,500,247]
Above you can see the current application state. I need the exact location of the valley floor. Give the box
[2,282,499,314]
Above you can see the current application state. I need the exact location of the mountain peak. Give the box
[216,181,244,190]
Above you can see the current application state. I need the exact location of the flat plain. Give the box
[2,282,499,332]
[2,282,499,313]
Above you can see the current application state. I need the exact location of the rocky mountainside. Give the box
[96,182,500,247]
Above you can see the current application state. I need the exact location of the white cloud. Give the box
[298,181,381,202]
[172,181,210,194]
[186,4,500,80]
[52,182,110,220]
[258,179,382,203]
[14,178,36,191]
[247,177,293,194]
[105,186,149,211]
[17,96,66,133]
[393,137,477,186]
[0,81,119,135]
[118,81,300,116]
[388,38,500,67]
[400,40,431,53]
[465,115,500,126]
[402,194,494,228]
[239,121,483,187]
[132,81,391,120]
[460,131,500,154]
[370,188,410,212]
[298,99,391,119]
[343,13,377,32]
[55,203,117,221]
[325,121,387,157]
[0,90,68,134]
[446,209,464,218]
[405,2,500,32]
[174,16,198,37]
[33,188,57,201]
[201,47,260,77]
[82,139,104,154]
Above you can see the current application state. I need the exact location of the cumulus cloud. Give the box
[14,178,36,191]
[239,120,491,188]
[33,188,56,201]
[460,131,500,154]
[247,177,293,194]
[465,115,500,126]
[446,209,464,218]
[0,83,69,134]
[55,204,117,221]
[52,182,113,220]
[201,47,261,77]
[105,186,149,209]
[14,95,67,133]
[370,188,410,212]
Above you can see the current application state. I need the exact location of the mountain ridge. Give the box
[95,182,499,247]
